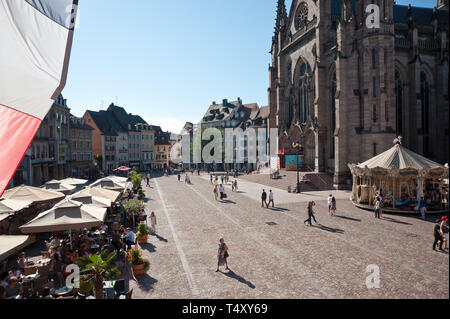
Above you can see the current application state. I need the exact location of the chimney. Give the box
[223,99,228,105]
[212,101,216,105]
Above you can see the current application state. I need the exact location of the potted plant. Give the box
[127,248,150,276]
[137,188,145,200]
[122,198,144,226]
[136,222,150,244]
[76,250,121,299]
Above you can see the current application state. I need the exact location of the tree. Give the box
[77,250,121,299]
[130,167,143,189]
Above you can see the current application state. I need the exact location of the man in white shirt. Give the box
[219,184,225,200]
[123,228,136,250]
[267,190,275,208]
[100,223,108,233]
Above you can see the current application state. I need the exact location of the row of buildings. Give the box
[178,98,270,171]
[83,103,176,174]
[11,96,176,187]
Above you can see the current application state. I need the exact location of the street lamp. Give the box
[292,142,303,194]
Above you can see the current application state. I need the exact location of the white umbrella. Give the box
[20,199,107,234]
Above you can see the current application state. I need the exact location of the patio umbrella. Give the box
[41,180,76,195]
[76,187,121,203]
[67,192,112,208]
[0,198,32,222]
[89,177,128,192]
[113,166,131,172]
[59,178,88,186]
[19,199,107,234]
[0,235,35,262]
[2,185,65,205]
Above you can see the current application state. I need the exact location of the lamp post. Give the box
[292,142,303,194]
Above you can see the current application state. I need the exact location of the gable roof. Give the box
[85,110,118,136]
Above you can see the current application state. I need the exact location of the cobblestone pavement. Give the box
[129,174,449,299]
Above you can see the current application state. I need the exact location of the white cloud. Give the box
[145,117,186,134]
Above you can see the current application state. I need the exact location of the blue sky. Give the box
[63,0,437,133]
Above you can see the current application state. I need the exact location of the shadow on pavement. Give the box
[135,274,158,292]
[221,270,255,289]
[335,215,361,222]
[314,224,344,234]
[221,200,236,204]
[268,207,290,212]
[152,234,168,243]
[382,217,412,225]
[140,243,156,253]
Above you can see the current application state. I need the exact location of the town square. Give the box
[0,0,448,303]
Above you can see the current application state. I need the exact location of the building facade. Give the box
[68,116,94,178]
[268,0,449,188]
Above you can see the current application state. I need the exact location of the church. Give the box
[267,0,449,188]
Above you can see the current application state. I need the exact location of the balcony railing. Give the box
[395,38,410,49]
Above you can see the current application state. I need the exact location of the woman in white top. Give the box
[150,212,157,234]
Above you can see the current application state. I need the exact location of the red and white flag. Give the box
[0,0,78,196]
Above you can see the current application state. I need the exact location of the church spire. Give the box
[272,0,288,48]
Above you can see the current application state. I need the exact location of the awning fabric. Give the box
[20,199,107,234]
[1,185,65,204]
[0,235,35,262]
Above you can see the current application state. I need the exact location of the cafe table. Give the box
[23,273,40,293]
[53,286,73,296]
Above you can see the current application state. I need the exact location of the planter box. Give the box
[132,263,146,276]
[137,235,148,245]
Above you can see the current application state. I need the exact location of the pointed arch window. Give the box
[288,94,294,127]
[420,71,430,155]
[395,70,403,135]
[297,63,310,123]
[330,71,337,158]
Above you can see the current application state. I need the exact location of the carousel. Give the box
[348,138,449,214]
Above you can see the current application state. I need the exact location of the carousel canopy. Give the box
[356,143,445,171]
[20,199,107,234]
[1,186,65,205]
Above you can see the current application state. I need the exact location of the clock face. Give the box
[294,2,308,30]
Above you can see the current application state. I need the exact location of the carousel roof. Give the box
[356,143,445,171]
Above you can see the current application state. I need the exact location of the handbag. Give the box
[224,251,229,258]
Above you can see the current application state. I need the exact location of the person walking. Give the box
[419,196,427,220]
[219,184,225,201]
[374,197,381,219]
[261,190,267,208]
[213,185,219,201]
[150,212,157,235]
[216,238,229,272]
[440,216,448,250]
[185,174,189,184]
[328,194,333,215]
[267,190,275,208]
[231,181,235,192]
[330,197,337,216]
[234,180,238,192]
[221,175,224,184]
[304,201,318,226]
[146,175,150,187]
[433,219,444,251]
[210,175,213,184]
